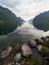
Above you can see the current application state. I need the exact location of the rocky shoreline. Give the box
[0,36,49,65]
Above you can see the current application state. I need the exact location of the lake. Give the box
[0,22,49,48]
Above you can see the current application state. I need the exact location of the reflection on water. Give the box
[0,21,49,48]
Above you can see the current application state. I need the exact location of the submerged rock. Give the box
[21,44,32,56]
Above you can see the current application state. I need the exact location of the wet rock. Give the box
[14,53,22,62]
[36,45,42,52]
[29,40,37,47]
[0,46,13,59]
[46,36,49,38]
[7,46,13,53]
[35,38,44,45]
[41,37,46,42]
[15,62,21,65]
[42,57,49,65]
[1,50,9,59]
[21,44,32,56]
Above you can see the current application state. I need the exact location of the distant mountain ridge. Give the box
[17,17,25,25]
[18,17,25,22]
[0,6,24,35]
[33,11,49,31]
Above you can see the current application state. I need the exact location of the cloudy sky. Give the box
[0,0,49,21]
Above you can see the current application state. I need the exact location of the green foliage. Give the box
[0,6,22,35]
[46,40,49,46]
[25,57,39,65]
[40,46,47,57]
[33,11,49,31]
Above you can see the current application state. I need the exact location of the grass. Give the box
[40,46,47,57]
[46,40,49,47]
[24,57,39,65]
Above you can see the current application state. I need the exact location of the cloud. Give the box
[0,0,20,7]
[0,0,49,20]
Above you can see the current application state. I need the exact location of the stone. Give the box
[41,37,46,42]
[35,38,44,45]
[1,50,9,59]
[21,44,32,56]
[36,45,42,52]
[7,46,13,53]
[29,40,37,47]
[14,53,22,62]
[15,62,21,65]
[0,46,13,59]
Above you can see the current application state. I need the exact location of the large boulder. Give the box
[21,44,32,56]
[0,46,13,59]
[29,40,37,47]
[14,53,22,62]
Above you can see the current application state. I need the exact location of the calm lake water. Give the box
[0,22,49,48]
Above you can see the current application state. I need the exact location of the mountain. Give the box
[0,6,22,35]
[18,17,25,22]
[33,11,49,31]
[17,17,25,25]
